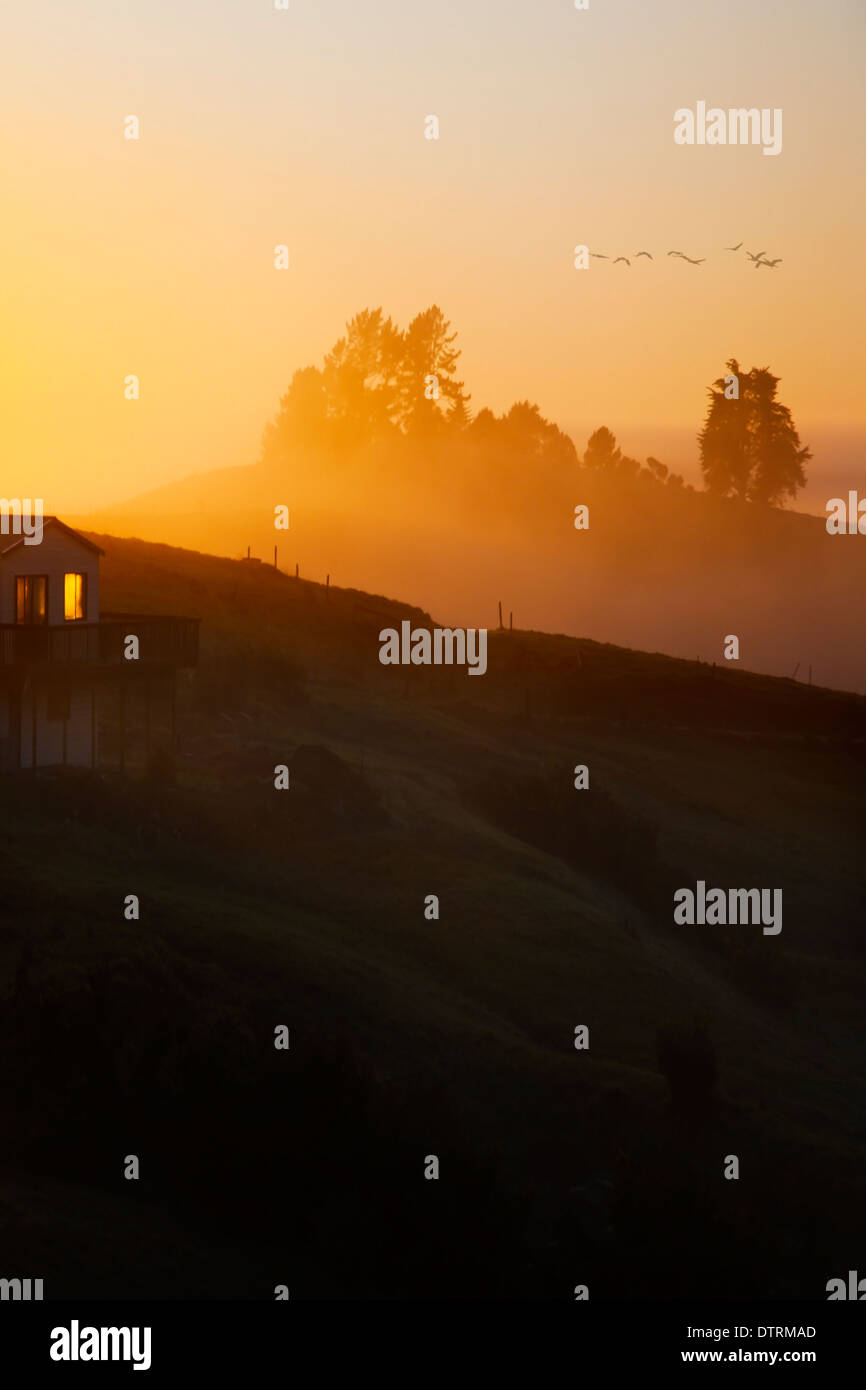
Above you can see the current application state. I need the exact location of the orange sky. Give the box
[2,0,864,511]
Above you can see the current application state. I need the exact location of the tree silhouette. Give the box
[466,401,577,477]
[261,365,330,460]
[583,426,622,471]
[699,359,811,505]
[398,306,469,434]
[262,306,471,457]
[322,308,403,449]
[582,427,641,478]
[448,396,473,432]
[499,402,577,466]
[644,456,668,482]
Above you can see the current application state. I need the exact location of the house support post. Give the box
[144,678,151,765]
[119,679,126,774]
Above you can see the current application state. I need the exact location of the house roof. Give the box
[0,517,105,558]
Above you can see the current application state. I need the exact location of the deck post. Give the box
[119,679,126,773]
[11,684,22,771]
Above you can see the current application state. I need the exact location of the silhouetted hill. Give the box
[1,535,863,1298]
[77,445,866,693]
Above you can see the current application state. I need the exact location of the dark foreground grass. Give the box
[0,536,863,1298]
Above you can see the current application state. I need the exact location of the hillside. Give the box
[76,448,866,694]
[0,535,864,1298]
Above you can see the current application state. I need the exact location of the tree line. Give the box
[262,309,811,507]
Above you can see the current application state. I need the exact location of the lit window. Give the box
[64,572,86,621]
[15,575,47,624]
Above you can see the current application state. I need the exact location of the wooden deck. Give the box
[0,615,199,669]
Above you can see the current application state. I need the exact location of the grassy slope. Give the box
[0,533,863,1298]
[75,452,866,694]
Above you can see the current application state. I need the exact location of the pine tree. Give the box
[699,359,810,505]
[398,306,469,434]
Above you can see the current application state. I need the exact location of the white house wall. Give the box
[19,685,96,769]
[0,528,100,625]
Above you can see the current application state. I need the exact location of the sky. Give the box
[1,0,865,511]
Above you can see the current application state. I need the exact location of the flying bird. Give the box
[591,243,779,270]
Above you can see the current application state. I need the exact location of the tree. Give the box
[260,307,581,480]
[263,306,474,458]
[748,368,811,504]
[398,306,469,434]
[644,456,668,483]
[466,401,577,475]
[583,426,622,471]
[261,366,330,462]
[322,308,403,449]
[582,427,640,478]
[699,359,810,505]
[466,407,497,444]
[448,396,472,432]
[500,402,577,466]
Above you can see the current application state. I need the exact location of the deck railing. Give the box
[0,615,199,668]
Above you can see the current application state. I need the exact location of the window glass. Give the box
[15,576,48,624]
[64,572,86,621]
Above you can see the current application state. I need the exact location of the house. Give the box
[0,517,198,771]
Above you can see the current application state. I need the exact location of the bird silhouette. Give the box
[588,244,782,271]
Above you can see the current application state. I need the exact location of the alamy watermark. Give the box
[0,498,43,545]
[826,1269,866,1299]
[826,491,865,534]
[1,1276,43,1300]
[378,621,487,676]
[50,1321,152,1371]
[674,103,782,156]
[674,881,782,935]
